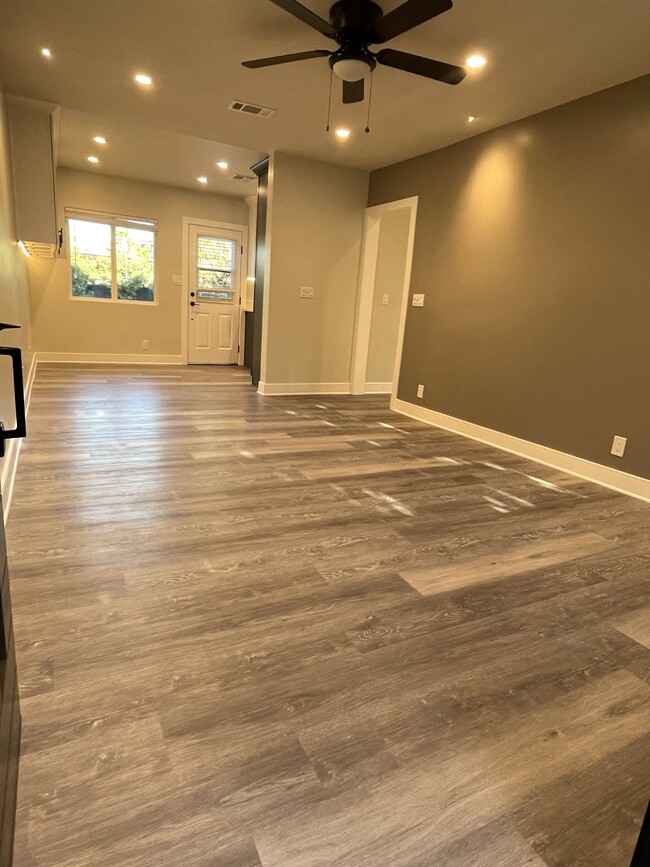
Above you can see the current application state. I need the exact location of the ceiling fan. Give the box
[242,0,466,104]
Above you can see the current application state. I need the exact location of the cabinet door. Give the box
[0,490,21,867]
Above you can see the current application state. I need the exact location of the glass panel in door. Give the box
[196,236,235,301]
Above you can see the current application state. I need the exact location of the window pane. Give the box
[116,226,155,302]
[69,219,112,298]
[198,269,232,289]
[196,236,234,291]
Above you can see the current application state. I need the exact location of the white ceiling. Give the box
[57,109,264,196]
[1,0,649,181]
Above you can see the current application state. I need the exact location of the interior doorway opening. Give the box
[351,197,418,395]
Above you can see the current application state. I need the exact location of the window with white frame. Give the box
[66,210,157,302]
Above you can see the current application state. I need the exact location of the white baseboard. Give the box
[392,397,650,503]
[258,381,351,396]
[37,351,184,365]
[2,351,38,520]
[364,382,392,394]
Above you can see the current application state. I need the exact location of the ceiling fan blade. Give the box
[342,78,365,104]
[242,49,331,68]
[372,0,453,44]
[376,49,466,84]
[268,0,337,37]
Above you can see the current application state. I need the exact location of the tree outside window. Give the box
[69,217,155,302]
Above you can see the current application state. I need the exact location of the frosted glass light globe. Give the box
[332,58,372,81]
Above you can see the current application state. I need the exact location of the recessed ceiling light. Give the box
[41,47,53,59]
[466,54,487,69]
[468,116,477,123]
[216,161,229,170]
[197,176,208,184]
[335,128,351,140]
[134,73,153,87]
[93,135,107,145]
[87,155,100,164]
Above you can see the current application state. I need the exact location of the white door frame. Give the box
[181,216,248,366]
[350,196,418,396]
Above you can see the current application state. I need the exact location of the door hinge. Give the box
[237,345,240,353]
[241,246,244,254]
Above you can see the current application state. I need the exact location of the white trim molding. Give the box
[37,352,183,365]
[258,381,351,396]
[392,397,650,503]
[181,216,249,367]
[364,382,393,394]
[2,351,38,519]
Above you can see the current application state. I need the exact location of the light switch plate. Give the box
[172,275,182,285]
[412,293,425,307]
[417,384,424,399]
[382,294,389,306]
[300,286,315,299]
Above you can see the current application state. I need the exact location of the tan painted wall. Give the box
[263,152,368,387]
[366,207,411,386]
[368,75,650,479]
[29,168,247,357]
[0,85,32,480]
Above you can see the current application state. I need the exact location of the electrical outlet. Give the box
[172,275,182,286]
[382,294,389,306]
[142,339,149,350]
[417,384,424,399]
[611,435,627,457]
[300,286,314,299]
[412,293,425,307]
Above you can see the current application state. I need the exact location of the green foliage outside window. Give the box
[69,218,155,302]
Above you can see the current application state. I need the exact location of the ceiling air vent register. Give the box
[231,174,256,183]
[228,100,276,118]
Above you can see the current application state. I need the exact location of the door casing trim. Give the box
[181,217,248,366]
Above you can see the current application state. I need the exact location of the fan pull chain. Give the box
[326,68,334,132]
[365,70,375,133]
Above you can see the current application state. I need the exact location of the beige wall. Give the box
[366,207,411,386]
[0,84,32,483]
[29,168,247,357]
[368,75,650,479]
[263,151,368,387]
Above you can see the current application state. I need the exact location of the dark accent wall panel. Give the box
[0,500,21,867]
[368,75,650,479]
[250,158,269,388]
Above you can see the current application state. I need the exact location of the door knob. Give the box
[190,301,196,307]
[190,291,195,297]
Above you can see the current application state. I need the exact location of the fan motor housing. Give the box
[330,0,383,45]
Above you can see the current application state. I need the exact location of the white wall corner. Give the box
[391,397,650,504]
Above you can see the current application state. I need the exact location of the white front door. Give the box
[187,226,242,364]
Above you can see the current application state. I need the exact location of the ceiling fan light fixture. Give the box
[332,58,372,82]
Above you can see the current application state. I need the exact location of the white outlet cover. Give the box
[300,286,315,299]
[611,435,627,457]
[172,275,182,285]
[382,294,389,306]
[412,293,425,307]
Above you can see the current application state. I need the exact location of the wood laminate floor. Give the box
[6,364,650,867]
